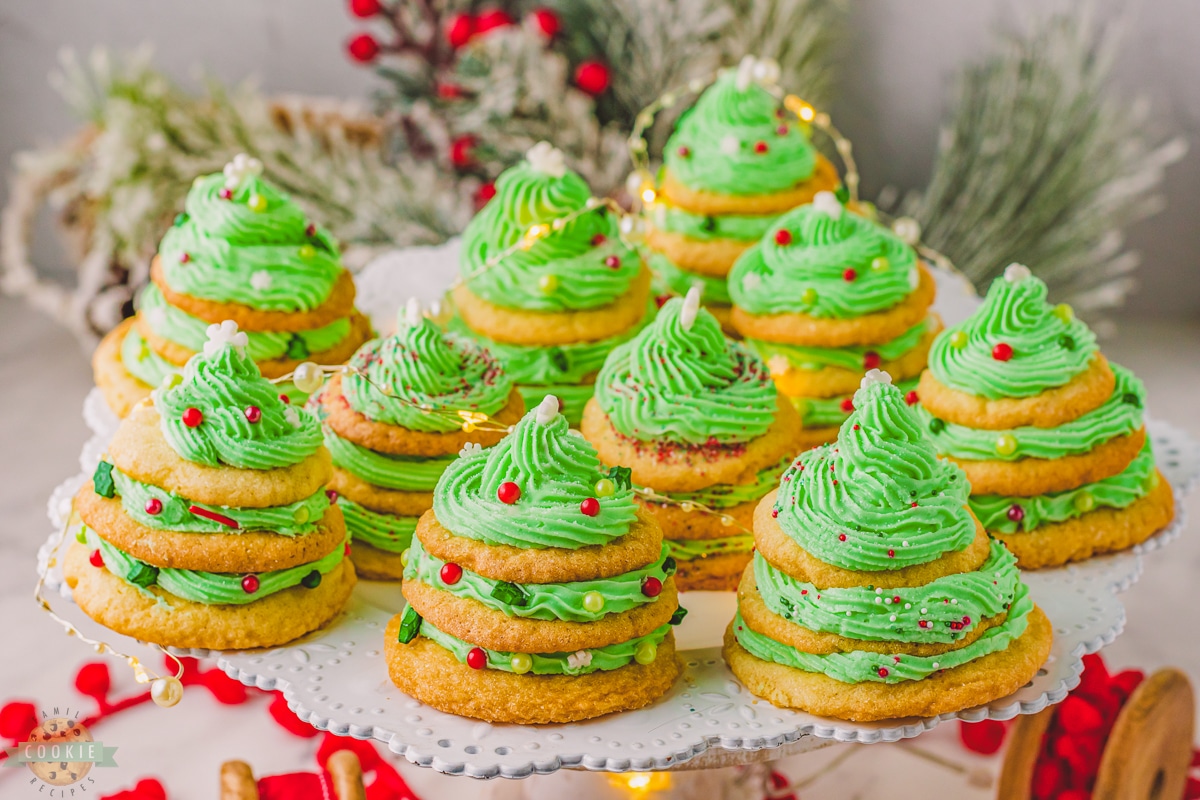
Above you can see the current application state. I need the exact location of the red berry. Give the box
[450,135,475,168]
[863,351,881,369]
[466,647,488,670]
[219,188,233,200]
[475,9,514,34]
[180,252,191,264]
[838,534,847,542]
[580,497,600,517]
[774,229,793,246]
[497,481,521,504]
[245,405,262,423]
[346,33,380,63]
[959,719,1007,755]
[591,233,607,246]
[877,667,889,678]
[574,61,610,95]
[529,8,560,37]
[241,574,260,594]
[279,394,290,404]
[348,0,382,17]
[1007,504,1025,522]
[145,498,163,516]
[446,13,475,48]
[326,489,339,503]
[437,83,465,99]
[839,398,854,413]
[641,576,663,597]
[904,390,919,406]
[89,549,104,568]
[604,255,621,269]
[753,141,768,153]
[182,407,203,427]
[475,182,496,207]
[992,342,1014,361]
[440,563,463,585]
[843,268,857,282]
[677,146,691,158]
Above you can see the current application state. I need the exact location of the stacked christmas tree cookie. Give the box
[582,288,802,591]
[724,370,1052,721]
[729,192,941,448]
[450,143,651,426]
[385,396,683,723]
[93,154,372,417]
[643,57,839,330]
[65,321,356,650]
[915,265,1175,568]
[312,299,524,580]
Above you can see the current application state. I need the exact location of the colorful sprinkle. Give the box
[466,647,487,670]
[604,255,621,269]
[905,390,919,406]
[145,498,162,516]
[188,505,240,529]
[244,405,262,423]
[182,407,203,427]
[641,577,663,598]
[510,653,532,674]
[582,591,605,613]
[774,229,793,246]
[497,481,521,504]
[843,268,857,282]
[992,342,1014,362]
[439,562,463,585]
[241,574,260,594]
[89,550,104,568]
[580,497,600,517]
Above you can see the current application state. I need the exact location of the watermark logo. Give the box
[3,708,117,793]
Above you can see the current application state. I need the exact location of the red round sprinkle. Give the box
[887,549,895,558]
[774,229,793,246]
[245,405,262,423]
[853,424,860,430]
[145,498,163,516]
[344,542,351,556]
[840,398,855,413]
[911,501,918,507]
[497,481,521,504]
[992,342,1014,362]
[776,125,788,136]
[241,574,260,594]
[591,233,607,247]
[919,620,928,628]
[326,489,339,503]
[180,252,191,264]
[182,407,203,427]
[771,509,779,518]
[893,596,902,604]
[305,223,317,237]
[863,351,881,370]
[466,647,487,670]
[962,615,971,625]
[905,390,919,406]
[641,576,663,598]
[677,145,691,157]
[838,534,847,542]
[440,562,463,585]
[843,268,857,282]
[878,667,889,678]
[89,549,104,568]
[800,589,808,595]
[219,188,233,200]
[1007,504,1025,522]
[753,141,768,153]
[279,394,291,405]
[604,255,621,269]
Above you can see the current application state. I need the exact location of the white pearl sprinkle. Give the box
[884,597,892,604]
[846,611,852,617]
[932,662,940,669]
[920,608,927,615]
[905,603,912,609]
[719,135,740,155]
[951,599,958,605]
[902,541,910,547]
[875,597,882,604]
[812,191,843,220]
[890,615,897,622]
[875,588,883,594]
[1004,263,1032,283]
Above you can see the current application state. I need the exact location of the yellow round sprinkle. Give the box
[949,331,969,349]
[594,478,615,498]
[1073,492,1094,513]
[871,256,889,272]
[247,193,268,213]
[510,653,532,674]
[400,548,411,567]
[538,274,559,294]
[582,592,605,613]
[292,506,310,524]
[298,244,316,259]
[634,641,657,665]
[1052,303,1075,323]
[995,434,1018,456]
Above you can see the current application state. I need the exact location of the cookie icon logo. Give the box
[3,708,116,790]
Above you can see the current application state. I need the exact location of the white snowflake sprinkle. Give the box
[719,135,740,155]
[204,320,249,357]
[250,271,272,291]
[566,650,592,670]
[223,153,263,191]
[284,406,302,428]
[525,141,567,178]
[742,273,762,292]
[1004,263,1032,283]
[890,615,897,622]
[812,191,843,220]
[767,355,790,377]
[459,442,482,458]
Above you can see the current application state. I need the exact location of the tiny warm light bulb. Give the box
[641,185,657,205]
[608,772,672,795]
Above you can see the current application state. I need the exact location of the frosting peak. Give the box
[432,403,638,549]
[341,314,513,433]
[774,378,975,570]
[928,271,1097,399]
[595,296,777,445]
[153,321,323,470]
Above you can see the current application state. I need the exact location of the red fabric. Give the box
[270,692,321,739]
[101,778,168,800]
[258,772,328,800]
[0,701,39,741]
[958,719,1008,755]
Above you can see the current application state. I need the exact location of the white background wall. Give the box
[1,0,1196,315]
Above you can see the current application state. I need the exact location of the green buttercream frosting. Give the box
[733,582,1033,684]
[748,318,930,373]
[140,283,352,362]
[650,203,776,242]
[729,202,919,318]
[918,364,1145,462]
[662,68,816,196]
[339,498,417,553]
[120,325,177,388]
[790,377,919,429]
[754,540,1019,644]
[341,312,512,434]
[460,155,638,312]
[929,269,1097,399]
[157,171,342,311]
[109,465,328,536]
[972,440,1157,533]
[85,526,343,606]
[418,618,671,675]
[433,399,637,549]
[647,456,790,510]
[773,375,976,571]
[153,326,323,470]
[649,252,731,305]
[666,535,755,561]
[405,536,672,622]
[595,295,777,445]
